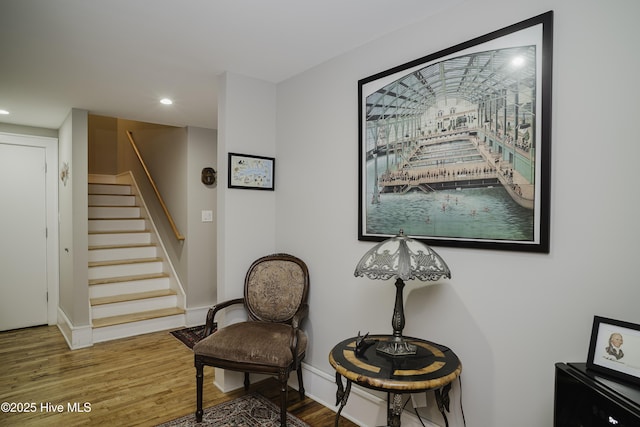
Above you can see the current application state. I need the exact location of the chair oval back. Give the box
[244,253,309,323]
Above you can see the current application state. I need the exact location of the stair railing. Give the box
[126,130,185,241]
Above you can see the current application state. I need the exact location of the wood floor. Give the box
[0,325,358,427]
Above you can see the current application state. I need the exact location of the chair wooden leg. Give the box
[244,372,250,391]
[280,372,288,427]
[195,359,204,422]
[297,367,305,399]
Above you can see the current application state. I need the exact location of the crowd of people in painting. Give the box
[378,164,498,186]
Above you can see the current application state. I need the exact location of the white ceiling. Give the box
[0,0,462,130]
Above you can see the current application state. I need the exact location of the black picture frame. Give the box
[587,316,640,386]
[228,152,275,190]
[358,11,553,252]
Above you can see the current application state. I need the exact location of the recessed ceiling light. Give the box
[160,98,173,105]
[0,109,9,115]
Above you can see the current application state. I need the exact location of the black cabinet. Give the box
[555,362,640,426]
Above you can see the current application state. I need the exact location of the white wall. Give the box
[186,126,218,309]
[275,1,640,426]
[216,72,278,390]
[217,72,278,302]
[58,109,90,332]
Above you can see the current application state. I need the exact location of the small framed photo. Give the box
[586,316,640,385]
[228,152,275,190]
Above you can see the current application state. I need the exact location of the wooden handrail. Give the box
[126,131,185,241]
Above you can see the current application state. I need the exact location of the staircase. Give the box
[88,174,185,343]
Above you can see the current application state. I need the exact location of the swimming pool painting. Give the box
[358,12,553,252]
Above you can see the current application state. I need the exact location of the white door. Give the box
[0,142,49,330]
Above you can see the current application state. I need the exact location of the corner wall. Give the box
[58,108,91,348]
[215,72,277,390]
[185,126,218,311]
[116,119,187,281]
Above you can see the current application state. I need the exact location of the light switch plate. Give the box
[201,210,213,222]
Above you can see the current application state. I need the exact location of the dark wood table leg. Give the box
[334,372,352,427]
[434,382,452,427]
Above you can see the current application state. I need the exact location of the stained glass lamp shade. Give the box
[354,230,451,356]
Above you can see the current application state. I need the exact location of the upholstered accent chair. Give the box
[194,253,310,426]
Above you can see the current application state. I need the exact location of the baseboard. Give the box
[57,308,93,350]
[58,304,208,350]
[185,305,210,327]
[92,314,185,343]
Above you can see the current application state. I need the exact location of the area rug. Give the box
[156,392,309,427]
[170,325,206,349]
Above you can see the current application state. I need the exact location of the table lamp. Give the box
[354,230,451,356]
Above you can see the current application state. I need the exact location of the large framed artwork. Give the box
[358,11,553,252]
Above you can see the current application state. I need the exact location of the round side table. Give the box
[329,334,461,427]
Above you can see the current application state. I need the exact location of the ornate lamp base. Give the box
[376,337,417,357]
[375,278,418,357]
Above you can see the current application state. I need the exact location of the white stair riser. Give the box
[89,206,141,219]
[89,219,146,232]
[89,194,136,206]
[89,232,151,246]
[91,295,178,319]
[88,184,132,195]
[92,314,185,343]
[89,246,157,262]
[89,277,170,298]
[89,261,164,280]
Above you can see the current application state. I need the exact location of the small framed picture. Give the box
[228,152,275,190]
[586,316,640,385]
